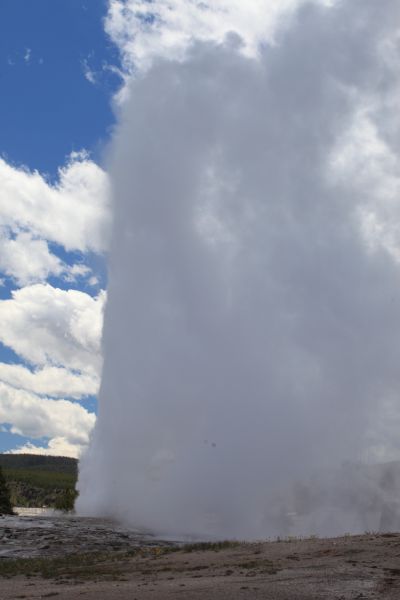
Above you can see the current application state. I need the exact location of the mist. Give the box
[77,0,400,539]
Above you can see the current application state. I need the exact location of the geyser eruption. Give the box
[78,0,400,538]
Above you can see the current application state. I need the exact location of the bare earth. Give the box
[1,514,400,599]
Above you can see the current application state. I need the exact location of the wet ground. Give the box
[0,510,176,559]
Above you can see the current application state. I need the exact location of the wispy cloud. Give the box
[82,57,97,84]
[24,48,31,64]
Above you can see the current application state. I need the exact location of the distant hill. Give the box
[0,454,78,510]
[0,454,77,473]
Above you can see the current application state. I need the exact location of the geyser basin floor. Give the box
[1,517,400,600]
[0,513,176,559]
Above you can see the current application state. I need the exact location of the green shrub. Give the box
[54,488,78,512]
[0,465,13,514]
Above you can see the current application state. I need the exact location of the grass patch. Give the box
[181,540,242,553]
[0,545,181,580]
[0,551,139,581]
[237,559,277,573]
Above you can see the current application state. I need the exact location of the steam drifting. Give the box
[78,1,400,538]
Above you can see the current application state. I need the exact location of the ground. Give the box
[1,512,400,598]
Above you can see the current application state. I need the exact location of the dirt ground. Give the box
[1,514,400,598]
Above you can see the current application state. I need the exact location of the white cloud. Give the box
[8,437,84,459]
[0,363,99,399]
[0,230,64,285]
[0,228,97,286]
[0,284,105,377]
[0,284,102,457]
[0,229,99,287]
[0,382,96,457]
[63,263,92,283]
[105,0,334,73]
[0,40,110,460]
[24,48,31,64]
[82,58,97,84]
[88,275,100,287]
[0,152,110,254]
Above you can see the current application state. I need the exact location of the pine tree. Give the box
[0,466,13,515]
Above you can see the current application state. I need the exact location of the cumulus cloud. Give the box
[0,229,99,287]
[0,230,64,285]
[8,437,84,459]
[0,363,99,399]
[0,284,105,377]
[105,0,333,73]
[0,382,95,457]
[0,56,110,456]
[0,151,110,255]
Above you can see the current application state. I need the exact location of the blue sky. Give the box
[0,0,118,456]
[0,0,118,175]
